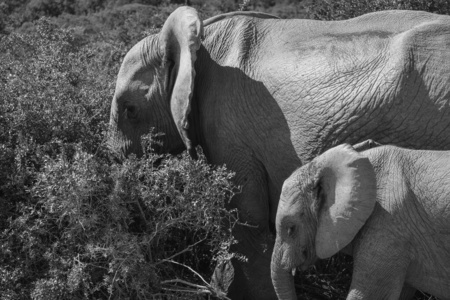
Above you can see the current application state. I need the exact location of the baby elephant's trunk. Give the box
[270,254,297,300]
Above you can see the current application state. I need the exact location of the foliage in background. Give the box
[0,19,237,299]
[0,0,310,34]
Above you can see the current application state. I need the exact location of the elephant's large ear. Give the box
[159,7,203,159]
[314,144,377,259]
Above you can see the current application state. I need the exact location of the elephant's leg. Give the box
[210,155,276,300]
[347,224,411,300]
[348,254,409,300]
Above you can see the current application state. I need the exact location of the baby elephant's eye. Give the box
[125,105,138,119]
[287,225,295,237]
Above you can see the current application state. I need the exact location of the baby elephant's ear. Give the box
[314,144,377,259]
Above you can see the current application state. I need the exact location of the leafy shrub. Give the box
[0,18,237,299]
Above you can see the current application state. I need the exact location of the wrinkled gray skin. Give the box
[109,6,450,299]
[272,144,450,299]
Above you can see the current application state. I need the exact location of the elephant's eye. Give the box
[287,225,295,237]
[125,105,138,120]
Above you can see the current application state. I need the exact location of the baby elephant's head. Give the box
[270,144,377,300]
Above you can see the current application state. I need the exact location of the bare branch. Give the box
[154,238,206,266]
[163,259,209,286]
[161,279,208,290]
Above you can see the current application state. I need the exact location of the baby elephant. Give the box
[271,144,450,300]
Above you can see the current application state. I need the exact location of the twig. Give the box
[161,286,210,294]
[134,197,148,227]
[163,260,209,286]
[108,255,130,300]
[154,238,206,266]
[159,259,231,299]
[161,279,210,291]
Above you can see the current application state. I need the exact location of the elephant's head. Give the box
[109,7,203,158]
[271,144,377,300]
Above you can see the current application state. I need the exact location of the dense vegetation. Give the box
[0,14,239,299]
[1,0,449,299]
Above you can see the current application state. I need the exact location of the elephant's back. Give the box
[365,145,450,220]
[203,9,450,46]
[202,9,450,79]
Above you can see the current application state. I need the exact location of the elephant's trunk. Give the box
[271,254,297,300]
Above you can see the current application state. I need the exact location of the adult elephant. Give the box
[108,6,450,299]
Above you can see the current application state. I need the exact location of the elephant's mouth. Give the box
[291,248,317,274]
[290,264,309,277]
